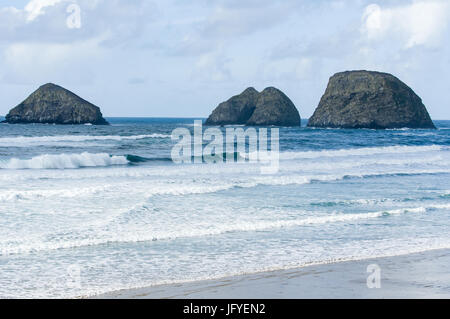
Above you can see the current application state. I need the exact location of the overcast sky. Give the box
[0,0,449,118]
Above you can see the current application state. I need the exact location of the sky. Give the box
[0,0,449,119]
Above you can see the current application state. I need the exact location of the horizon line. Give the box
[1,116,450,121]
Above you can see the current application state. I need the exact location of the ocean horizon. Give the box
[3,116,450,123]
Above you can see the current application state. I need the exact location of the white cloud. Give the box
[361,1,450,48]
[25,0,64,22]
[0,0,157,45]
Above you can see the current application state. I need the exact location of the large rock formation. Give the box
[205,87,301,126]
[307,71,436,129]
[205,87,259,125]
[4,83,109,125]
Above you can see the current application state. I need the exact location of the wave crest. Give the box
[0,134,170,147]
[0,153,129,170]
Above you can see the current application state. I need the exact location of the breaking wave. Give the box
[0,153,129,170]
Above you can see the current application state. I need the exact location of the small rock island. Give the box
[307,71,436,129]
[205,87,301,126]
[4,83,109,125]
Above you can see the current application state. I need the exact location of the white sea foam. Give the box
[1,161,450,189]
[0,183,237,202]
[0,134,170,146]
[2,168,448,203]
[0,186,111,202]
[2,204,448,256]
[280,156,447,172]
[278,145,444,160]
[0,152,129,170]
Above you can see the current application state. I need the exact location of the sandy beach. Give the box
[93,248,450,299]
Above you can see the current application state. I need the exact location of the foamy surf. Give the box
[2,204,447,256]
[0,152,129,169]
[278,145,444,160]
[0,134,171,146]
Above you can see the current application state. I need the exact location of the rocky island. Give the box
[307,71,436,129]
[3,83,109,125]
[205,87,301,126]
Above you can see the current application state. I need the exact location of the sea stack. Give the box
[4,83,109,125]
[307,71,436,129]
[205,87,301,126]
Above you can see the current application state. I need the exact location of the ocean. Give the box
[0,117,449,298]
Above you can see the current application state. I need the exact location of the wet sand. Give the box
[93,249,450,299]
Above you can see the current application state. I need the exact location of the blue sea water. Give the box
[0,117,449,298]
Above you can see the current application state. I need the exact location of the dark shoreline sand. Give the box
[93,248,450,299]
